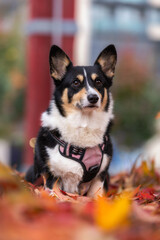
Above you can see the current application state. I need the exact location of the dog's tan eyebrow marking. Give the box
[91,73,98,81]
[76,74,84,82]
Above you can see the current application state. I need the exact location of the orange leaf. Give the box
[95,193,131,231]
[155,112,160,119]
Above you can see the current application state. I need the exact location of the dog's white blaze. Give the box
[46,145,83,193]
[83,68,101,107]
[83,67,98,95]
[41,93,114,148]
[83,68,91,91]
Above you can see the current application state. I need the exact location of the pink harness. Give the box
[48,130,105,183]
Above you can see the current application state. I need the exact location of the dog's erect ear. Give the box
[49,45,72,81]
[94,45,117,78]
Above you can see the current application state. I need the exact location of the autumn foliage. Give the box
[1,161,160,240]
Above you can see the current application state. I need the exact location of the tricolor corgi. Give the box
[26,44,117,197]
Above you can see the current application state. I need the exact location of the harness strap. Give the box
[47,129,66,147]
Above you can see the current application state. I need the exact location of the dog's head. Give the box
[49,45,117,116]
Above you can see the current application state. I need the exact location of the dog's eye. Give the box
[72,79,81,88]
[95,78,103,87]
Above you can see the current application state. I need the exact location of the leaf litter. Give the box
[1,160,160,240]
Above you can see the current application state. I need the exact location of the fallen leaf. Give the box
[95,193,131,231]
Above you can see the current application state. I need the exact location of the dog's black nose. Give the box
[87,94,99,104]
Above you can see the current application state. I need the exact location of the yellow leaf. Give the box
[95,193,130,231]
[141,161,153,176]
[29,138,36,149]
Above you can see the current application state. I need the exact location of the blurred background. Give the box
[0,0,160,174]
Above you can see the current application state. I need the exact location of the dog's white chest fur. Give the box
[41,94,113,148]
[46,145,83,193]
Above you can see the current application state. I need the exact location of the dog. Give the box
[25,44,117,197]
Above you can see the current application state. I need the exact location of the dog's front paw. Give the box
[87,187,104,198]
[86,177,105,198]
[62,173,81,194]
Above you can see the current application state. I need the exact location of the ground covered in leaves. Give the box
[1,161,160,240]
